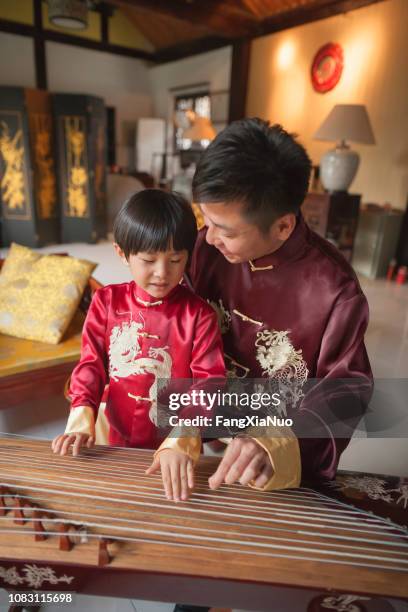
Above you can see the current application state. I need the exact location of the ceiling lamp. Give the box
[49,0,89,30]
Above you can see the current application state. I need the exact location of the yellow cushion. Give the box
[0,309,85,378]
[0,243,96,344]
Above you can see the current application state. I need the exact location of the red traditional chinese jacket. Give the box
[66,281,226,450]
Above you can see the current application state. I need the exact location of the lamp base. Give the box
[320,143,360,192]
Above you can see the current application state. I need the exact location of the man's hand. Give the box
[52,433,94,457]
[208,437,273,489]
[146,449,194,502]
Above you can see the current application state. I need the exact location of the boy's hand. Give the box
[146,449,194,502]
[52,433,95,457]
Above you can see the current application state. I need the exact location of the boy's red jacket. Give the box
[69,282,225,448]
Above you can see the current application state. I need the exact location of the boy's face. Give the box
[200,201,296,264]
[114,245,188,299]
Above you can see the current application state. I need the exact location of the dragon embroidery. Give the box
[108,319,172,425]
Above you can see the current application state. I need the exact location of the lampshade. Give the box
[182,116,216,142]
[314,104,375,145]
[49,0,88,30]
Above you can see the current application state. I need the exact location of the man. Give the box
[187,118,372,494]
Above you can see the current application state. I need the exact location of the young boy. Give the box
[52,189,226,501]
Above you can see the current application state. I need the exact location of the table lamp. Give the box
[314,104,375,192]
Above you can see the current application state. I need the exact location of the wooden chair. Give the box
[0,257,102,409]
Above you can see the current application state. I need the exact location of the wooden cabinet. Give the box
[301,192,361,261]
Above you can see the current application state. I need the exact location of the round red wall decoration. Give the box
[311,43,343,93]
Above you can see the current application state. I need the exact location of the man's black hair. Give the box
[113,189,197,259]
[192,118,312,231]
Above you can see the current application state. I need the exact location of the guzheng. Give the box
[0,436,407,611]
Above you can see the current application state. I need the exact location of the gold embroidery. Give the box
[233,309,262,326]
[140,332,160,339]
[249,259,274,272]
[127,346,172,425]
[0,121,26,212]
[113,312,160,338]
[128,394,150,402]
[109,321,144,379]
[231,304,308,406]
[64,116,89,217]
[208,298,231,334]
[255,329,308,406]
[109,316,172,425]
[136,296,163,307]
[224,353,250,378]
[255,329,308,378]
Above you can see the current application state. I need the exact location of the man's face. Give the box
[200,201,295,263]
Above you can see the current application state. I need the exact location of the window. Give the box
[174,91,211,151]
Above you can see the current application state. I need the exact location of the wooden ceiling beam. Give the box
[121,4,212,50]
[112,0,258,37]
[153,0,385,63]
[231,0,267,19]
[155,35,233,64]
[228,39,251,122]
[0,0,386,69]
[257,0,386,37]
[0,18,155,62]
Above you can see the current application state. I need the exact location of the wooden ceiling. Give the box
[108,0,383,62]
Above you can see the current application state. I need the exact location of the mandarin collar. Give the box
[132,282,182,306]
[248,214,310,272]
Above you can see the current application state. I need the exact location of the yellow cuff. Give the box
[154,426,201,464]
[94,402,109,445]
[247,425,301,491]
[65,405,95,437]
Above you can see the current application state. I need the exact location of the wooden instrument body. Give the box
[0,438,407,611]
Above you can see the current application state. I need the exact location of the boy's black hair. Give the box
[113,189,197,259]
[192,118,312,231]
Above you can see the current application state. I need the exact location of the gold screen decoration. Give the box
[30,113,57,219]
[0,113,30,219]
[63,116,89,218]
